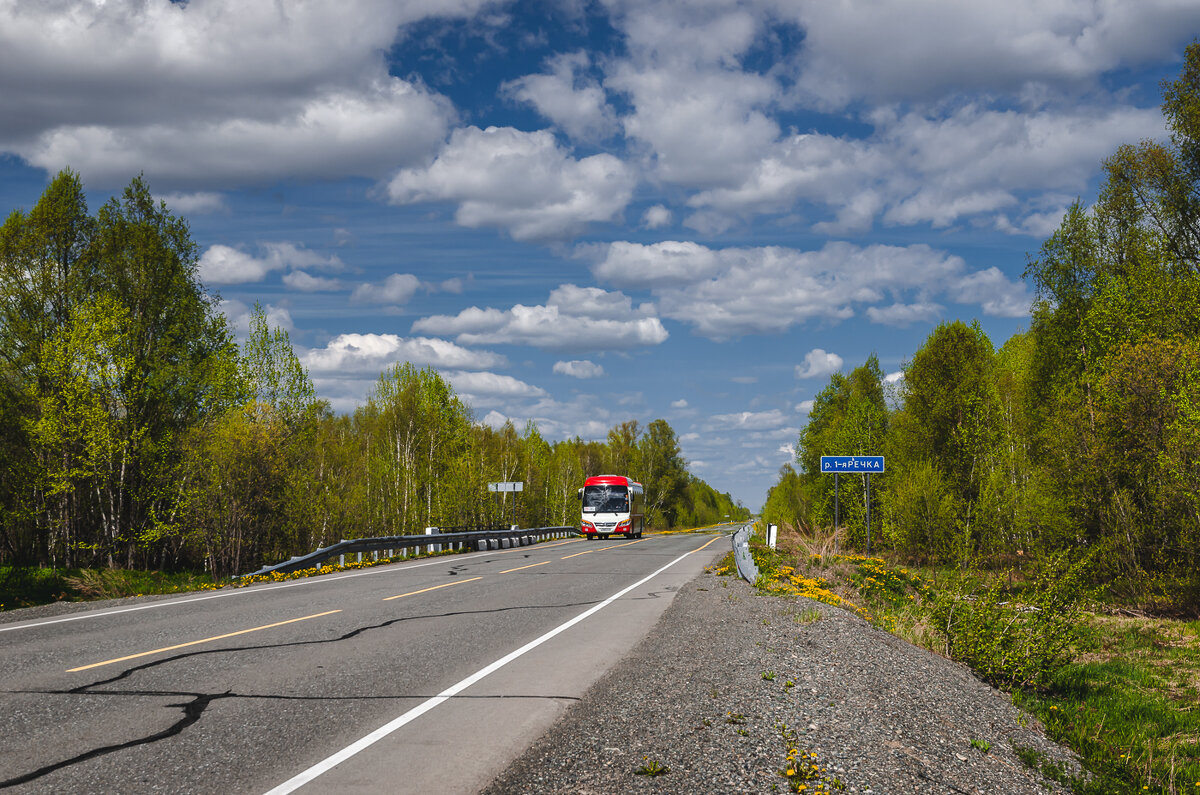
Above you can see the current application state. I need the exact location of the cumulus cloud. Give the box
[283,271,343,292]
[352,273,421,304]
[503,51,618,143]
[590,240,722,289]
[387,126,636,242]
[865,302,943,327]
[0,1,476,187]
[795,349,843,379]
[784,0,1200,109]
[685,104,1164,235]
[706,409,791,432]
[158,192,227,215]
[411,284,668,353]
[199,242,344,285]
[947,266,1032,318]
[553,360,605,379]
[642,205,672,229]
[302,334,506,375]
[445,370,547,399]
[591,239,1026,339]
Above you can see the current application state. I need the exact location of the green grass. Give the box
[0,565,223,610]
[1011,617,1200,794]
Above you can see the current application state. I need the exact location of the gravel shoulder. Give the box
[485,567,1080,794]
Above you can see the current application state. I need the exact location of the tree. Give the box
[639,419,687,528]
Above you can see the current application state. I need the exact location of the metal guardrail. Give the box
[731,524,758,584]
[242,525,579,578]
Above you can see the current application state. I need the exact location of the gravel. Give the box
[484,567,1080,794]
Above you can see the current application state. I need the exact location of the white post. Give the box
[767,523,778,550]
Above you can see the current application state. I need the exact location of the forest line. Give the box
[763,44,1200,612]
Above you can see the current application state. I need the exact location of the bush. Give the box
[930,552,1090,690]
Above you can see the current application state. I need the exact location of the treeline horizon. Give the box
[763,44,1200,612]
[0,173,747,578]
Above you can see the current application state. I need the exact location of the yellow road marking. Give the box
[500,561,551,574]
[604,539,645,550]
[67,610,343,672]
[563,537,647,558]
[692,535,722,552]
[383,577,482,601]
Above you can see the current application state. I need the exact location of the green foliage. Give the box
[930,553,1090,690]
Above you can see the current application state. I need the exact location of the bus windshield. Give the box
[582,485,629,513]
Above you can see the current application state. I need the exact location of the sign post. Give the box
[820,456,885,556]
[487,481,524,529]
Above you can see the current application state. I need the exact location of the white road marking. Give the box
[262,543,708,795]
[0,543,574,634]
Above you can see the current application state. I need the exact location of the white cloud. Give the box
[158,192,227,215]
[884,371,905,385]
[796,400,815,413]
[706,409,790,432]
[785,0,1200,109]
[795,349,843,379]
[387,126,636,242]
[642,205,672,229]
[200,245,269,285]
[199,241,344,285]
[283,271,343,292]
[685,105,1164,235]
[503,51,618,143]
[671,399,689,409]
[0,1,479,187]
[593,239,1028,339]
[865,302,944,327]
[17,80,454,189]
[553,360,605,379]
[412,284,668,353]
[445,370,547,398]
[590,240,722,289]
[947,266,1032,318]
[302,334,506,375]
[352,273,421,304]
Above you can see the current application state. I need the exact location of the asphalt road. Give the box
[0,532,726,794]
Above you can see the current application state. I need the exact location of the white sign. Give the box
[488,481,524,493]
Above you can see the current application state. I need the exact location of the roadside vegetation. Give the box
[730,527,1200,794]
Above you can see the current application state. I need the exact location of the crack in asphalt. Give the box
[0,600,599,788]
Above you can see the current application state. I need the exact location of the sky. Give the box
[0,0,1196,511]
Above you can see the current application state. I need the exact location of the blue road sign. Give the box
[821,456,885,473]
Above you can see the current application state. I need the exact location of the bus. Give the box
[578,475,645,540]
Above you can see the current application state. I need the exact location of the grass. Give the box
[0,565,222,609]
[731,524,1200,794]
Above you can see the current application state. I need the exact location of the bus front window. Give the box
[582,485,629,513]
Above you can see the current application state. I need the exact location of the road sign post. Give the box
[820,457,885,556]
[488,481,524,529]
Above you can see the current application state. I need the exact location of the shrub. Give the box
[930,552,1090,690]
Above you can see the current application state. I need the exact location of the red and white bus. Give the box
[579,475,645,540]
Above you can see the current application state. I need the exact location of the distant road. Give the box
[0,533,725,794]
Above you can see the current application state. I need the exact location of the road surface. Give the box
[0,532,725,794]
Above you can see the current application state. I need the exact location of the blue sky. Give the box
[1,1,1196,510]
